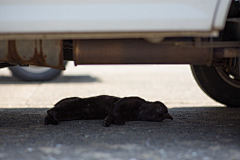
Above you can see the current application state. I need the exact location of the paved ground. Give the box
[0,63,239,160]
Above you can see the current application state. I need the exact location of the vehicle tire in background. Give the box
[9,63,67,81]
[191,65,240,107]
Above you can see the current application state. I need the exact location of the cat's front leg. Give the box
[103,114,114,127]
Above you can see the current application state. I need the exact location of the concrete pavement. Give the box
[0,63,239,160]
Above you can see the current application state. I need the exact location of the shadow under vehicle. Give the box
[0,0,240,107]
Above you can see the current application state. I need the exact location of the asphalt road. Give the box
[0,63,239,160]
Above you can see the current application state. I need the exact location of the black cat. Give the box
[44,95,173,127]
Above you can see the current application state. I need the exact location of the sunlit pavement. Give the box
[0,62,221,108]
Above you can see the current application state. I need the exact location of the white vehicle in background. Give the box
[0,0,239,107]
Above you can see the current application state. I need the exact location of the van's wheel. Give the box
[191,63,240,107]
[9,62,67,81]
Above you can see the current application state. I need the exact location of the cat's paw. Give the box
[103,115,114,127]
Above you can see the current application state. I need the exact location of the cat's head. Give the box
[138,101,173,122]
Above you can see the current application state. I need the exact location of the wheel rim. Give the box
[215,67,240,89]
[20,65,51,74]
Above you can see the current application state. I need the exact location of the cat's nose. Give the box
[163,113,173,120]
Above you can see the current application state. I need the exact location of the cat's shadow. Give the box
[1,107,239,128]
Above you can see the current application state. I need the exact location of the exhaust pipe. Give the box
[73,39,212,65]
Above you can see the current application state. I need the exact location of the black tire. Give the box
[191,65,240,107]
[9,64,66,81]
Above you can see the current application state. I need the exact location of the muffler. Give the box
[73,39,212,65]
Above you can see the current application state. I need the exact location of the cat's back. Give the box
[52,95,120,113]
[54,97,80,106]
[120,96,146,104]
[52,97,81,110]
[85,95,120,105]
